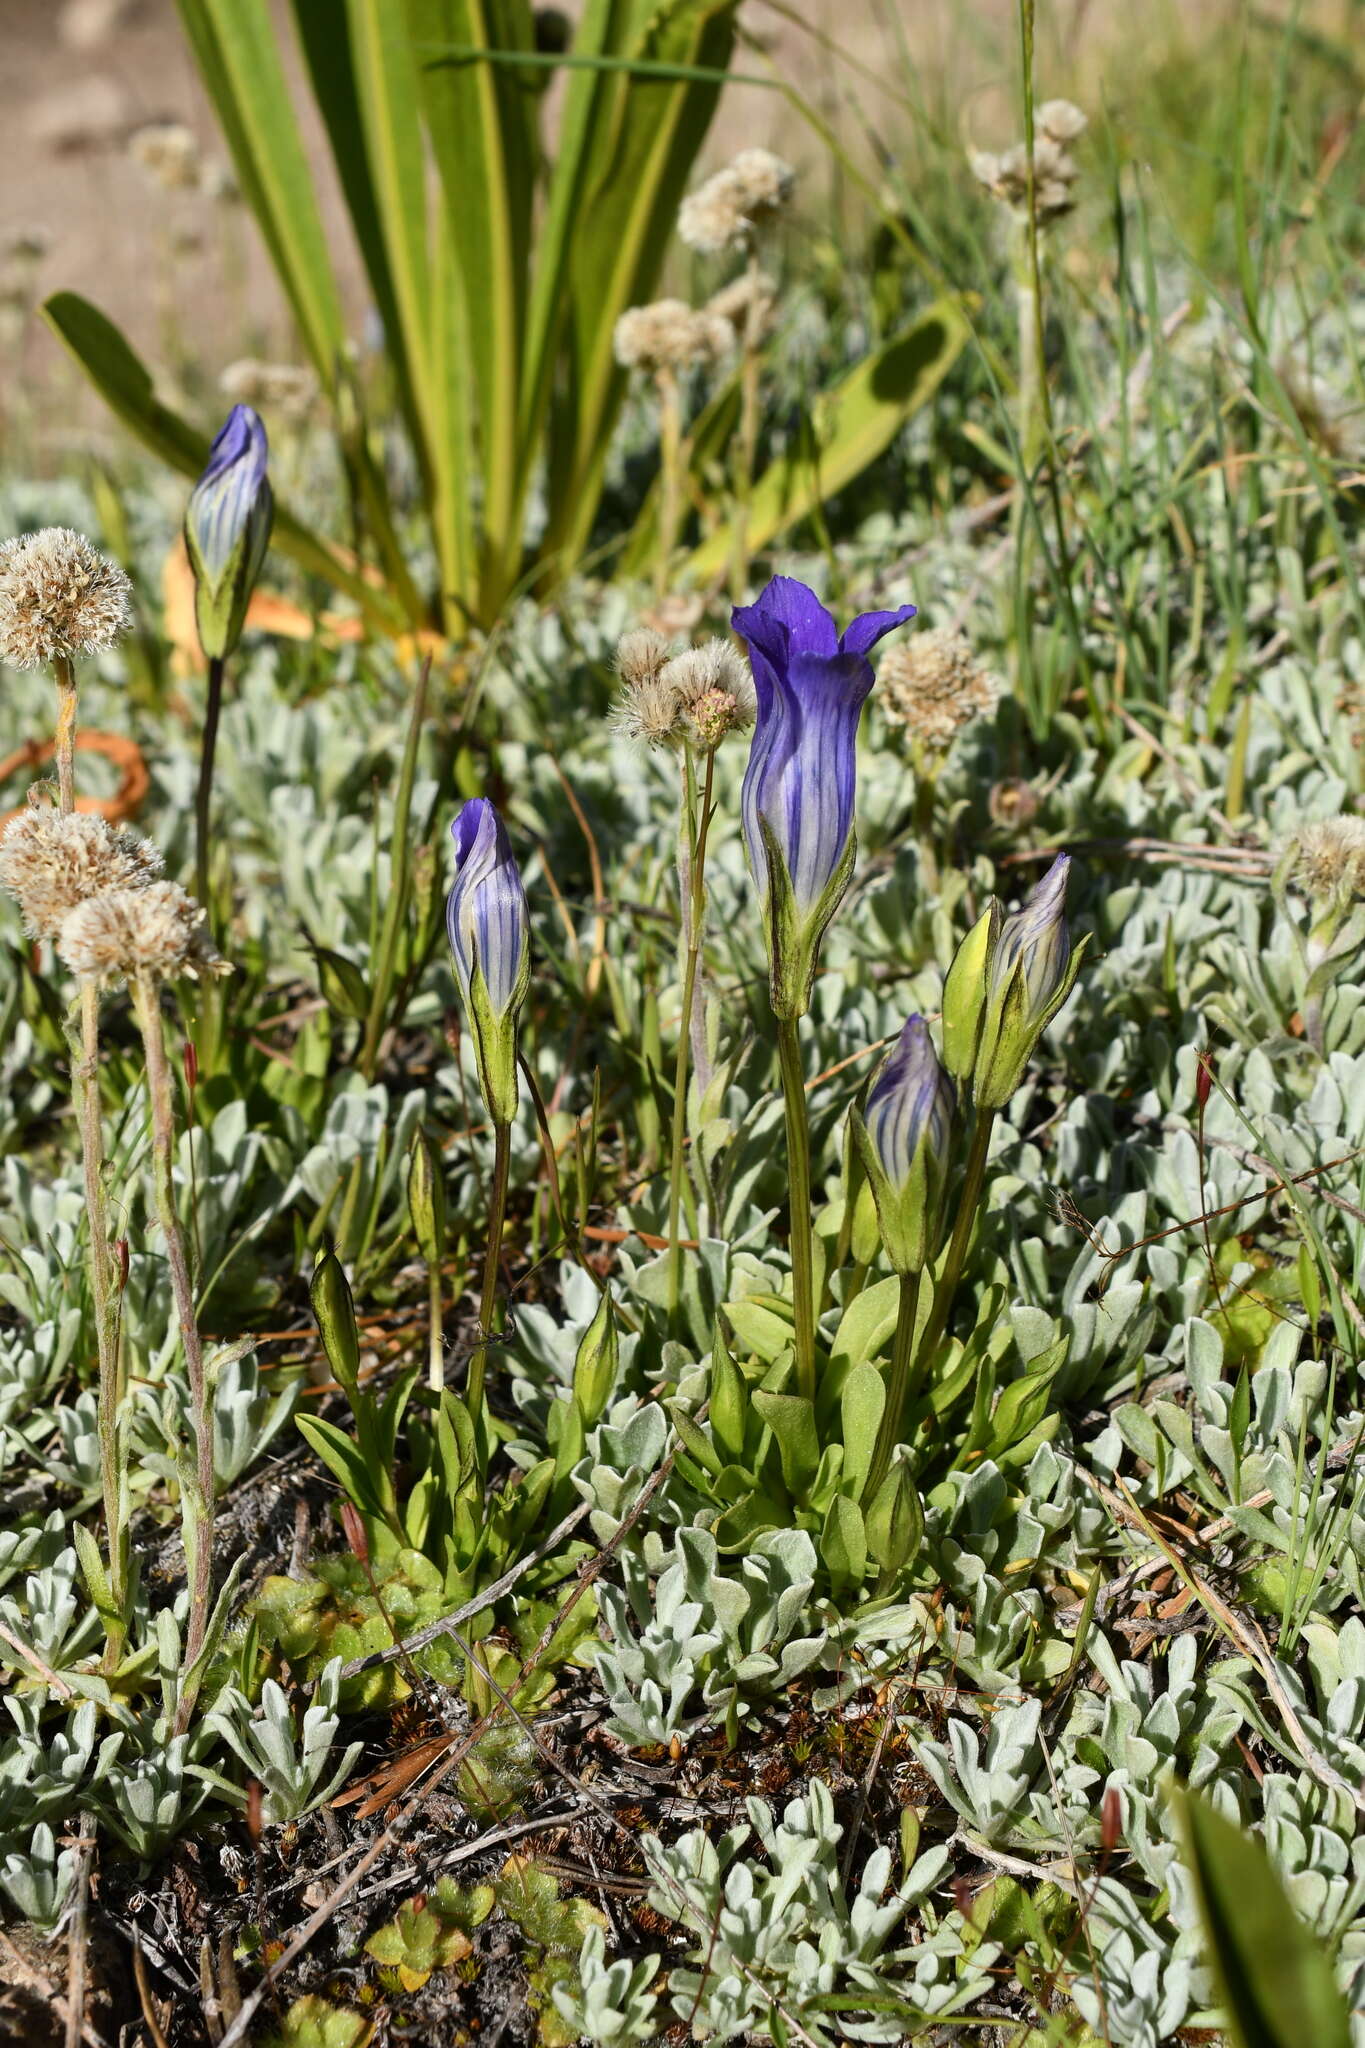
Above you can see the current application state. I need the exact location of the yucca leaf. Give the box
[684,298,971,581]
[174,0,347,378]
[41,291,404,634]
[1178,1785,1353,2048]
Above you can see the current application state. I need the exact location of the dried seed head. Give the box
[707,268,778,345]
[988,777,1040,832]
[662,640,756,750]
[613,299,732,374]
[0,527,132,670]
[0,805,164,940]
[57,880,230,986]
[128,120,201,192]
[878,628,1000,753]
[678,149,795,254]
[219,358,319,418]
[612,629,687,746]
[970,115,1085,222]
[1288,815,1365,899]
[1038,99,1088,144]
[615,627,673,691]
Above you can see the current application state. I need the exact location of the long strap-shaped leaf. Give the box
[42,293,405,635]
[542,0,738,574]
[682,299,972,581]
[408,0,536,617]
[174,0,347,381]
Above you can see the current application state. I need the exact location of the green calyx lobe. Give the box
[465,948,529,1127]
[973,934,1090,1109]
[758,813,857,1022]
[850,1102,949,1277]
[940,900,1001,1082]
[184,491,272,663]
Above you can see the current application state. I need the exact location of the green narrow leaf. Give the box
[541,0,739,577]
[1179,1786,1353,2048]
[839,1360,886,1500]
[40,292,404,632]
[751,1390,820,1499]
[174,0,347,376]
[684,299,971,581]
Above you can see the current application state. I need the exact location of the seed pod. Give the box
[310,1249,361,1395]
[572,1286,619,1428]
[407,1126,446,1269]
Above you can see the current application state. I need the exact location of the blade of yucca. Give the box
[408,0,537,618]
[41,292,406,636]
[540,0,738,577]
[681,299,971,581]
[174,0,347,381]
[1178,1786,1352,2048]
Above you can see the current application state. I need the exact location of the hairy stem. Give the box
[776,1016,818,1404]
[466,1117,511,1426]
[666,746,716,1314]
[73,981,127,1657]
[863,1269,922,1506]
[134,972,214,1721]
[53,654,78,815]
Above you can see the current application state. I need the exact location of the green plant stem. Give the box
[863,1269,921,1506]
[427,1261,445,1393]
[134,971,214,1721]
[655,367,683,601]
[73,981,126,1659]
[194,655,226,911]
[776,1015,818,1403]
[53,654,77,815]
[359,658,430,1079]
[466,1117,511,1426]
[666,745,715,1314]
[912,1108,997,1393]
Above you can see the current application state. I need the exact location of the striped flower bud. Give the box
[446,799,530,1127]
[184,404,273,662]
[852,1015,955,1275]
[972,854,1088,1109]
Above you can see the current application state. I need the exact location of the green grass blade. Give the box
[683,299,970,582]
[1179,1786,1353,2048]
[408,0,537,616]
[174,0,347,378]
[41,291,404,634]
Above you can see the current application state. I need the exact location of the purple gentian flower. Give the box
[447,799,531,1124]
[184,404,273,661]
[991,854,1072,1014]
[854,1015,955,1274]
[972,853,1088,1109]
[732,575,915,1016]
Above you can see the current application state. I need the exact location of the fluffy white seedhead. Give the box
[613,300,732,374]
[58,879,229,986]
[1289,816,1365,898]
[664,640,757,750]
[878,628,1001,752]
[128,120,201,191]
[0,805,163,940]
[0,528,132,669]
[678,149,795,254]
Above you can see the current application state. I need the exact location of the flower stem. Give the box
[194,655,226,911]
[466,1117,511,1426]
[73,981,127,1658]
[910,1108,997,1398]
[134,972,214,1724]
[53,654,78,815]
[427,1260,445,1394]
[666,745,715,1315]
[863,1268,921,1506]
[776,1015,818,1404]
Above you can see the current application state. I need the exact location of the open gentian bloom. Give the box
[446,798,531,1125]
[184,405,273,662]
[733,575,915,1017]
[853,1015,955,1274]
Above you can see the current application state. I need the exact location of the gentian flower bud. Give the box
[184,404,273,662]
[852,1015,955,1274]
[733,576,915,1019]
[971,854,1089,1109]
[939,899,1001,1083]
[446,798,531,1126]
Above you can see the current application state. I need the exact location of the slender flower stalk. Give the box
[666,742,716,1313]
[728,250,766,605]
[446,799,531,1427]
[775,1014,817,1402]
[57,878,229,1721]
[613,302,730,598]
